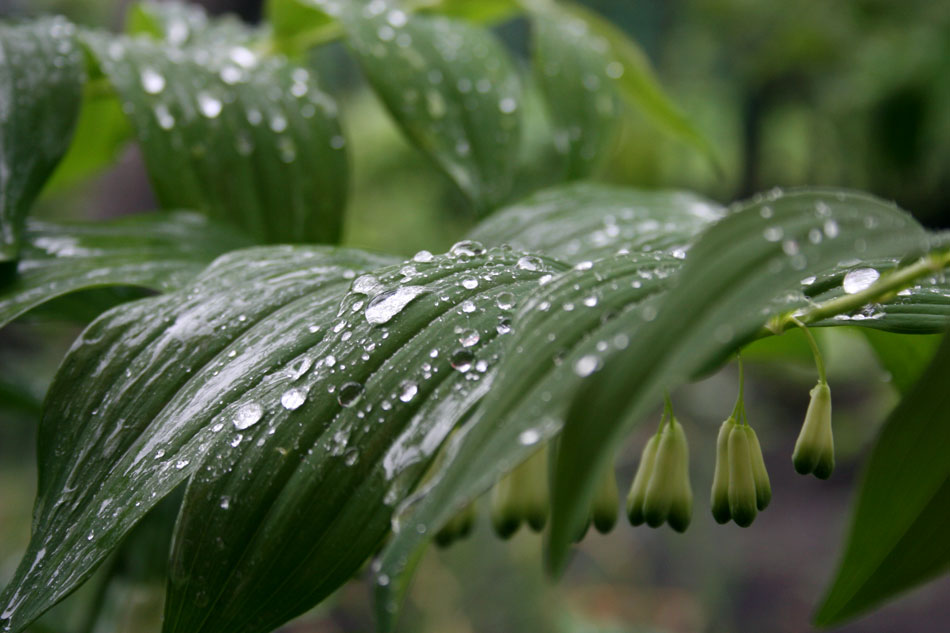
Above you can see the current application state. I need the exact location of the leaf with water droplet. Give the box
[0,17,84,260]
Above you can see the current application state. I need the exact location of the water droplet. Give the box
[344,448,359,466]
[574,354,600,377]
[197,92,222,118]
[281,388,307,411]
[495,292,515,310]
[459,329,479,347]
[461,277,478,290]
[220,496,230,510]
[140,68,165,94]
[498,97,517,113]
[763,226,783,242]
[574,260,593,271]
[338,382,363,407]
[449,240,484,258]
[824,219,839,238]
[175,459,190,470]
[398,381,418,402]
[583,296,598,307]
[843,268,879,294]
[496,318,512,335]
[517,255,542,271]
[519,429,540,446]
[413,250,434,263]
[233,402,263,430]
[450,349,474,372]
[365,286,428,325]
[460,300,476,314]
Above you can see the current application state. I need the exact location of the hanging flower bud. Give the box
[793,381,834,479]
[710,417,735,524]
[626,434,660,526]
[519,446,550,532]
[727,424,758,527]
[434,500,476,548]
[643,417,692,531]
[490,469,521,539]
[746,426,771,510]
[591,461,619,533]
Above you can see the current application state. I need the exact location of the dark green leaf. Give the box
[859,329,941,394]
[468,182,724,263]
[0,211,253,329]
[265,0,337,57]
[83,28,348,244]
[0,246,395,633]
[547,190,932,574]
[814,331,950,625]
[338,1,522,212]
[0,18,84,260]
[530,6,622,178]
[563,2,720,171]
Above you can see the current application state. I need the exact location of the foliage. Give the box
[0,1,948,632]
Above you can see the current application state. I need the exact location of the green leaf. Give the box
[547,190,933,574]
[265,0,337,56]
[420,0,520,24]
[83,27,348,244]
[0,18,84,260]
[859,329,941,394]
[561,2,720,171]
[530,6,622,178]
[468,182,724,263]
[0,211,253,329]
[337,1,522,212]
[126,0,251,48]
[814,330,950,626]
[0,246,396,633]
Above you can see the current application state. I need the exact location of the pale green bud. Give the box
[643,418,691,530]
[591,462,619,534]
[727,425,758,527]
[490,470,521,539]
[746,425,771,510]
[626,434,660,526]
[518,446,550,532]
[710,418,736,524]
[793,381,834,479]
[666,420,693,533]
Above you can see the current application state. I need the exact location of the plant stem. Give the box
[790,316,827,384]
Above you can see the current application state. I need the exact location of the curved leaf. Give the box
[468,182,724,262]
[0,246,395,632]
[82,27,348,244]
[0,211,253,328]
[336,0,522,212]
[0,17,84,260]
[815,330,950,625]
[530,6,622,178]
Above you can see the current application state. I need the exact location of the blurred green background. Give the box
[1,0,949,632]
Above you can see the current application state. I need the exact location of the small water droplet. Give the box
[413,250,434,263]
[763,226,783,242]
[461,277,478,290]
[459,329,480,347]
[449,240,484,258]
[517,255,542,271]
[197,92,223,118]
[338,382,363,407]
[519,429,540,446]
[281,388,307,411]
[450,349,474,372]
[460,300,476,314]
[140,68,165,94]
[843,268,879,294]
[398,381,418,402]
[574,354,600,377]
[495,292,515,310]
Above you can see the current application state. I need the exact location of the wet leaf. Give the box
[0,211,253,329]
[0,18,84,260]
[859,329,941,394]
[814,331,950,626]
[83,26,348,244]
[337,0,522,212]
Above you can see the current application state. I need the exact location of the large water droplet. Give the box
[398,381,418,403]
[338,382,363,407]
[517,255,542,271]
[450,349,474,372]
[449,240,484,258]
[412,250,434,263]
[365,286,428,324]
[843,268,879,294]
[280,388,307,411]
[233,402,263,430]
[458,329,479,347]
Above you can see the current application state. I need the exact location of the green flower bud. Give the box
[490,470,521,539]
[643,418,691,530]
[626,434,660,526]
[666,420,693,533]
[434,500,476,548]
[793,381,834,479]
[727,425,758,527]
[746,426,771,510]
[710,417,736,524]
[519,446,550,532]
[591,462,619,534]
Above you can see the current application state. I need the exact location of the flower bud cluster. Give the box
[627,409,693,533]
[710,416,771,527]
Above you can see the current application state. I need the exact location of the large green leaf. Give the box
[547,190,937,573]
[0,211,253,328]
[814,330,950,625]
[82,24,348,244]
[0,18,84,260]
[468,182,724,262]
[0,246,396,632]
[530,5,622,178]
[859,329,941,394]
[336,0,522,212]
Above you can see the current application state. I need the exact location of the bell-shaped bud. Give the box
[490,470,521,539]
[727,425,758,527]
[519,446,550,532]
[626,434,660,526]
[434,500,477,548]
[710,417,735,524]
[643,418,692,530]
[793,381,834,479]
[591,462,619,533]
[746,425,771,510]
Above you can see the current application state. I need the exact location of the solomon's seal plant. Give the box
[1,1,950,632]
